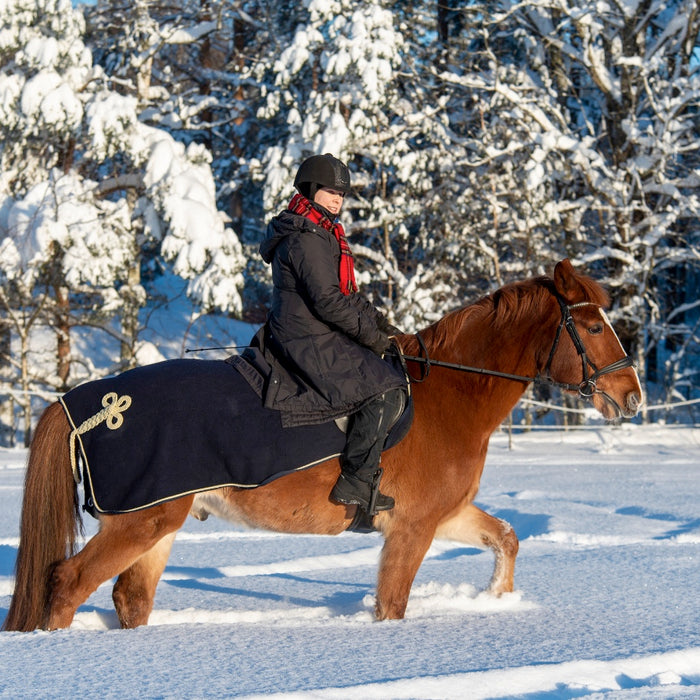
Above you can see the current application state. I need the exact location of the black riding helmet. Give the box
[294,153,351,200]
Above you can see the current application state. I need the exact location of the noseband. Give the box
[397,293,635,402]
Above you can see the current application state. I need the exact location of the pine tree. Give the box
[85,0,267,319]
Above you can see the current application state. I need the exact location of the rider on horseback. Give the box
[257,154,407,515]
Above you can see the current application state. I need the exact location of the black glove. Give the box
[368,333,392,357]
[377,314,403,336]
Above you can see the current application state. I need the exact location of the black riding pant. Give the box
[341,388,405,480]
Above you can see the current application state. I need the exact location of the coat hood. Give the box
[260,211,296,263]
[260,209,332,263]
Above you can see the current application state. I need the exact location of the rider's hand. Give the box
[377,314,402,337]
[368,333,392,357]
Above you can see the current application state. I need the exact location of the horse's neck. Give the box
[428,304,546,379]
[413,308,548,433]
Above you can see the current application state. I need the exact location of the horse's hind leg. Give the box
[435,502,519,595]
[112,532,177,628]
[47,499,191,629]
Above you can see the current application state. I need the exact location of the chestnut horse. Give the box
[3,260,642,631]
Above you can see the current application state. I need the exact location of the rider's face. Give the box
[314,187,345,216]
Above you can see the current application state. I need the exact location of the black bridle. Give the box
[543,297,635,398]
[394,294,635,402]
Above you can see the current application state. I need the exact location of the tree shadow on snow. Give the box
[165,571,372,616]
[166,576,325,609]
[163,565,226,580]
[616,506,700,539]
[431,546,483,560]
[488,508,552,540]
[0,545,16,576]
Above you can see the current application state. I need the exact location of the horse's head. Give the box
[545,259,643,420]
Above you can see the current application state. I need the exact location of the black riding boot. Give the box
[330,389,404,515]
[331,467,395,513]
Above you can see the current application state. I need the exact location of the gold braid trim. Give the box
[69,392,132,483]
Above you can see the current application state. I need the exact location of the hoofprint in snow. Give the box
[0,425,698,699]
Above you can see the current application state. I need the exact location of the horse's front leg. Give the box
[374,518,437,620]
[435,502,519,595]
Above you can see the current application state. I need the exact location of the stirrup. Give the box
[367,468,388,515]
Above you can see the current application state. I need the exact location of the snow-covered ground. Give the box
[0,424,698,698]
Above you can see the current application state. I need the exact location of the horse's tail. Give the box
[3,402,82,632]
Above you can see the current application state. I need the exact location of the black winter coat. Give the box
[257,209,406,427]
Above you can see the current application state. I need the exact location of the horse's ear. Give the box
[553,258,586,303]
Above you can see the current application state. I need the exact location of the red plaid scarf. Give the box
[288,193,358,295]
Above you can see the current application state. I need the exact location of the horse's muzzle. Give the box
[622,388,643,417]
[597,386,643,420]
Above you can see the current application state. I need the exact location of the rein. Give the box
[393,295,634,401]
[400,333,539,385]
[186,295,634,403]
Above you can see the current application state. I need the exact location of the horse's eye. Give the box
[588,323,604,335]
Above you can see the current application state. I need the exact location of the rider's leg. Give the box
[330,388,404,514]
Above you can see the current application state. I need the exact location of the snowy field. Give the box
[0,424,698,699]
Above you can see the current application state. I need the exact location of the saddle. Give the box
[227,342,411,435]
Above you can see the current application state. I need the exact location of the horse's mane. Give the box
[421,271,610,353]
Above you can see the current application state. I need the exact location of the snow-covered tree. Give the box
[85,0,264,315]
[418,0,700,412]
[3,0,697,440]
[248,0,462,327]
[0,0,245,440]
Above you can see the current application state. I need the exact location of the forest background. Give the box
[1,0,699,446]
